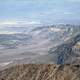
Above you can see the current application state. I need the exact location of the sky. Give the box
[0,0,80,25]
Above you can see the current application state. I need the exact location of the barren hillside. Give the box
[0,64,80,80]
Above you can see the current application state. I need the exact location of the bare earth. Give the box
[0,64,80,80]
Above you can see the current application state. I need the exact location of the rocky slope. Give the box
[20,33,80,64]
[0,64,80,80]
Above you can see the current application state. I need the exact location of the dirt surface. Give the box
[0,64,80,80]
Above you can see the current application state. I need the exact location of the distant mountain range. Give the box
[0,24,80,67]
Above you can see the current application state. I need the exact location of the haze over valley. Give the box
[0,24,80,69]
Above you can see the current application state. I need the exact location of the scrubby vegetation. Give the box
[0,64,80,80]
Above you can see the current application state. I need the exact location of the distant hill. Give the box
[0,64,80,80]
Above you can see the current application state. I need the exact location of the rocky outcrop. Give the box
[49,33,80,64]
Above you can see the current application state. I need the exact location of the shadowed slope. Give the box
[48,33,80,64]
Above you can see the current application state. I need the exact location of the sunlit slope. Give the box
[0,64,80,80]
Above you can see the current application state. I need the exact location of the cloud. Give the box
[0,20,41,26]
[0,20,18,25]
[67,0,80,2]
[63,12,72,15]
[19,21,41,25]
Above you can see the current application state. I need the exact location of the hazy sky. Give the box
[0,0,80,24]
